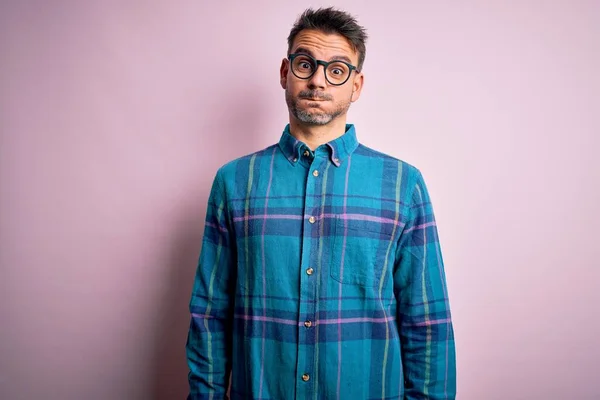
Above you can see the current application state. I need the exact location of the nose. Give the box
[307,64,327,89]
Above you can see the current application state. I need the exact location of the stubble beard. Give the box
[285,89,352,126]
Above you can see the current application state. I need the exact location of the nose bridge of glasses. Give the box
[309,59,325,75]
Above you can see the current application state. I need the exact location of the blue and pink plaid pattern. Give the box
[186,124,456,399]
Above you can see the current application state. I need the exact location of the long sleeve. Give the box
[394,170,456,399]
[186,170,236,400]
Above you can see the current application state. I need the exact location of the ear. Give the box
[280,58,289,89]
[350,72,364,102]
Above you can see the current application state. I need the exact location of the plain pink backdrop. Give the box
[1,1,598,399]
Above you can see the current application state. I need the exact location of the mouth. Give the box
[301,99,324,108]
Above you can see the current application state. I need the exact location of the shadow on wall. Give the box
[149,90,265,400]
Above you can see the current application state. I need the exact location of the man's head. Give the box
[281,8,368,126]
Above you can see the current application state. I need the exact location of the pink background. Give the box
[1,1,598,399]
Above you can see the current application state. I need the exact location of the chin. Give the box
[298,114,333,125]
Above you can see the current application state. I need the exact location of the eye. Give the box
[327,62,349,79]
[298,61,313,71]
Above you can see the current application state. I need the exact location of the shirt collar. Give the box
[278,124,359,167]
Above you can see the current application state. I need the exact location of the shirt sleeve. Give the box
[186,170,236,400]
[394,169,457,399]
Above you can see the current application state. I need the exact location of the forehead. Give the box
[291,29,358,63]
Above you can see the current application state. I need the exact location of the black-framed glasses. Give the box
[288,53,358,86]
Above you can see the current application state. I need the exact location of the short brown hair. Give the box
[287,7,368,71]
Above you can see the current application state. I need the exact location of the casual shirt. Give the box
[186,124,456,399]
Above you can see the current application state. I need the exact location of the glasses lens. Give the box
[291,55,315,78]
[326,62,350,84]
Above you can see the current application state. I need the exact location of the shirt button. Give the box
[308,216,316,224]
[302,373,310,382]
[306,267,314,275]
[303,150,310,157]
[293,157,298,162]
[304,320,312,328]
[312,170,319,177]
[333,157,340,163]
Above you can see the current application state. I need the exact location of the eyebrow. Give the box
[292,47,354,65]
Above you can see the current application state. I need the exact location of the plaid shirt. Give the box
[186,124,456,400]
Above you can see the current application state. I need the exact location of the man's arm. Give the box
[186,170,236,400]
[394,170,456,399]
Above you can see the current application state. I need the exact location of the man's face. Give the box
[280,29,364,126]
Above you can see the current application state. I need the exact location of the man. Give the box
[186,7,456,400]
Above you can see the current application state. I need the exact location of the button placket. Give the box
[297,155,325,397]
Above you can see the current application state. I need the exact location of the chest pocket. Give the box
[330,215,396,287]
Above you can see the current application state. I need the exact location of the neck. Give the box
[288,115,348,151]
